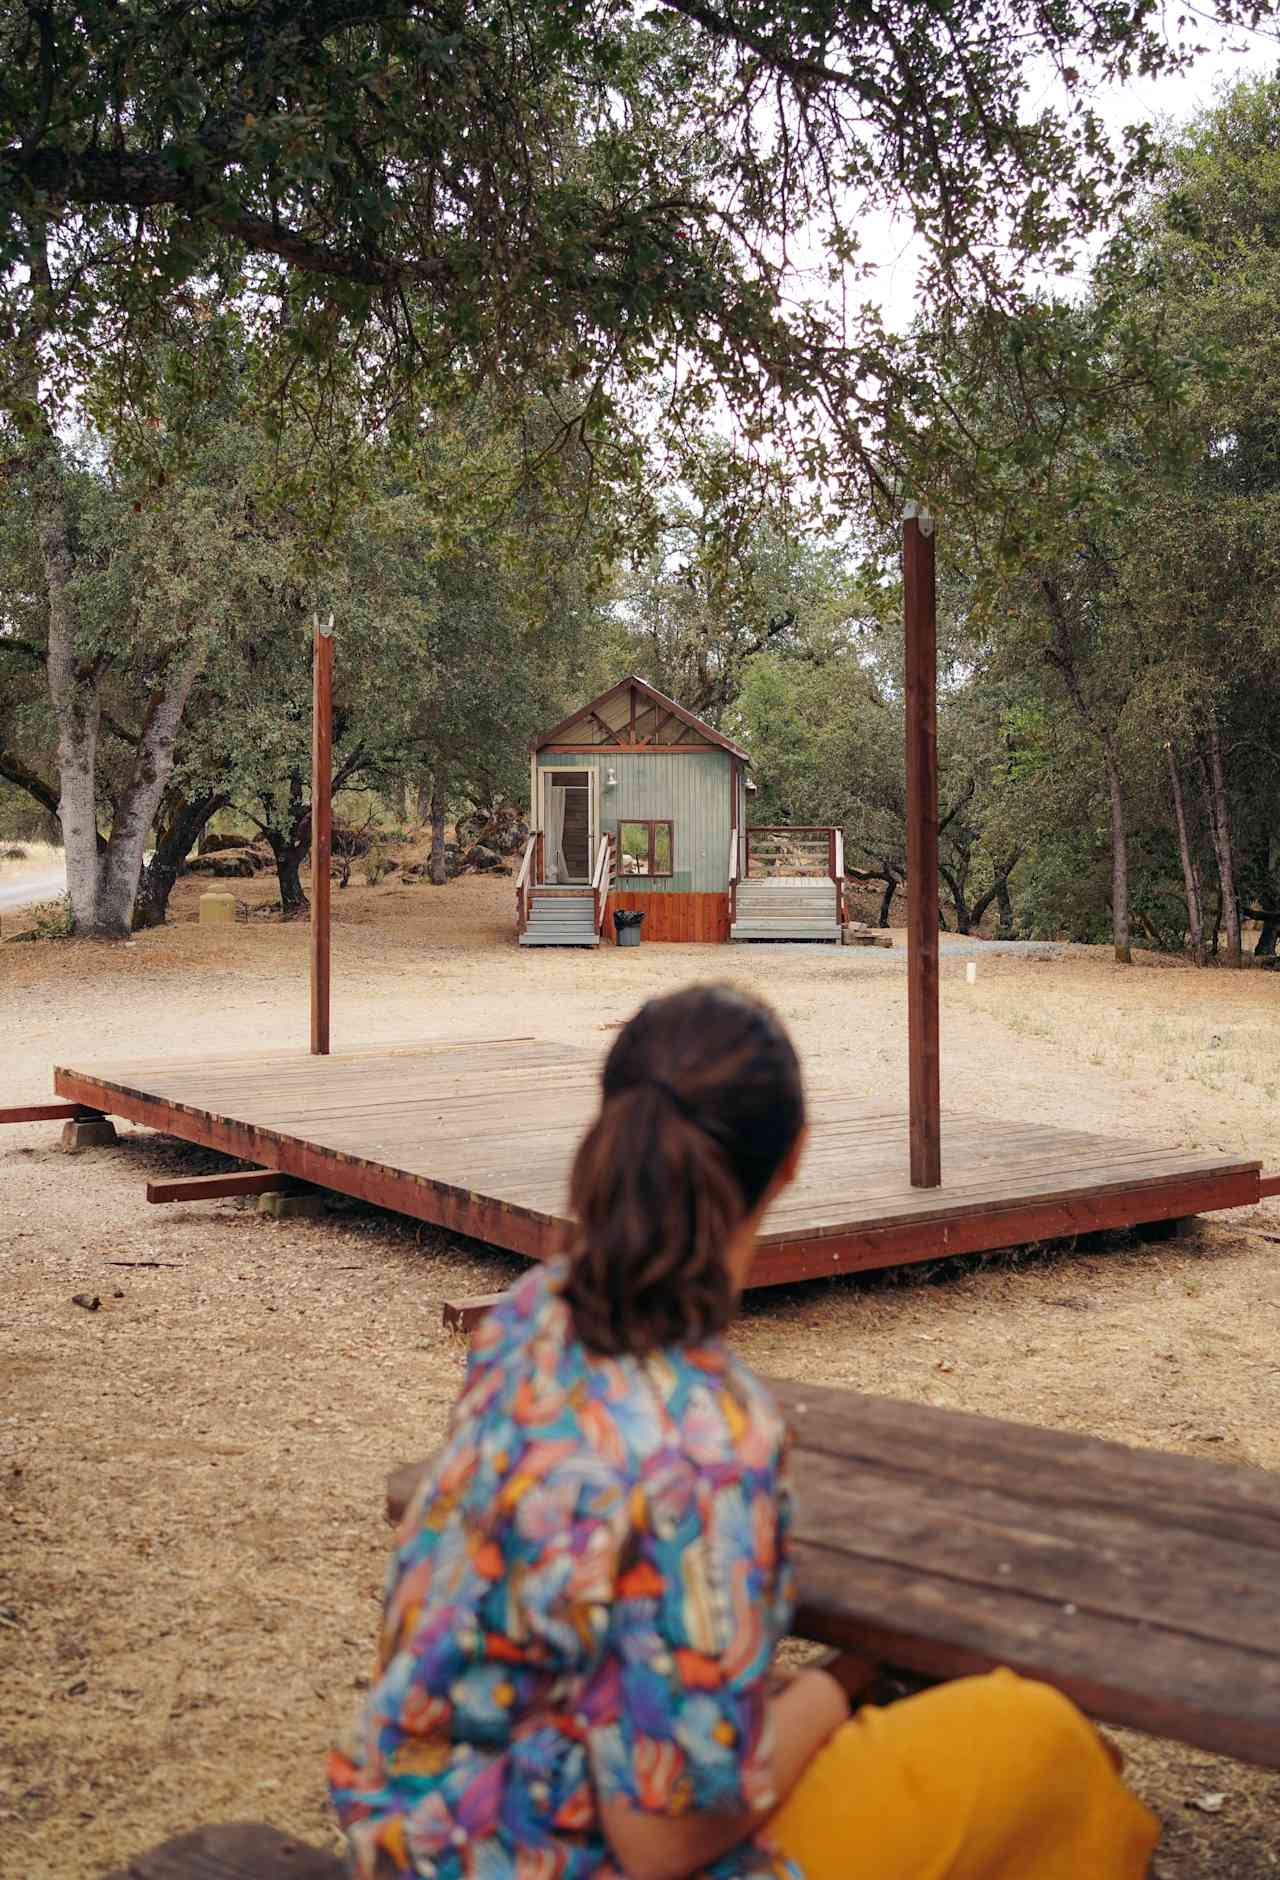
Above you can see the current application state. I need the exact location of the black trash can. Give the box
[613,909,645,947]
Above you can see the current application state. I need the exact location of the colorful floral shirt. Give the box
[330,1260,796,1880]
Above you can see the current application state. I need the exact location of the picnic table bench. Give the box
[108,1379,1280,1879]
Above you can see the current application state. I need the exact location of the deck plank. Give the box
[50,1044,1261,1285]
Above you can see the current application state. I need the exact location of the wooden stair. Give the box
[519,886,599,947]
[732,876,841,943]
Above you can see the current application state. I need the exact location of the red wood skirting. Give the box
[749,1167,1261,1289]
[605,891,730,943]
[53,1067,564,1260]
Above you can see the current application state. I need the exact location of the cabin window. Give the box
[619,820,674,877]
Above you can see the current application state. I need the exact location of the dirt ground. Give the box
[3,868,1279,1879]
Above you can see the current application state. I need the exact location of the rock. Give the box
[455,803,530,858]
[458,843,505,873]
[332,822,373,857]
[198,830,255,854]
[188,849,259,878]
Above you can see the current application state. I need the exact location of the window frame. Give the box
[617,818,675,878]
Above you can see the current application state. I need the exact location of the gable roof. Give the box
[531,674,750,762]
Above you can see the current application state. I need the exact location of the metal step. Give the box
[736,901,837,913]
[731,924,841,942]
[737,893,837,902]
[737,887,837,900]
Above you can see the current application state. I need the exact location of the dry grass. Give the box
[0,840,63,878]
[2,869,1279,1878]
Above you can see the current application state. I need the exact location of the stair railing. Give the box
[745,825,838,879]
[515,833,536,936]
[592,832,614,937]
[834,828,845,925]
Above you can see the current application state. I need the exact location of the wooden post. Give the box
[311,615,334,1056]
[903,510,941,1187]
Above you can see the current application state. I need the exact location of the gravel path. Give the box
[0,864,65,914]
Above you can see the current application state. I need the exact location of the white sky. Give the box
[858,17,1279,329]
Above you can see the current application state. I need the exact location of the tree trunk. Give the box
[258,770,312,919]
[995,877,1014,939]
[266,831,310,918]
[135,790,228,929]
[417,778,434,827]
[1165,745,1205,966]
[1256,917,1278,958]
[93,639,209,935]
[429,783,447,885]
[42,496,106,932]
[32,356,204,932]
[27,227,110,933]
[878,877,897,928]
[1103,739,1131,964]
[940,865,970,933]
[1042,576,1130,963]
[969,852,1022,938]
[1202,718,1241,967]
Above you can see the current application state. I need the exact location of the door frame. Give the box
[540,767,597,883]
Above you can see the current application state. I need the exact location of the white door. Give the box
[541,771,595,882]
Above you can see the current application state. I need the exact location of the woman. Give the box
[330,985,1158,1879]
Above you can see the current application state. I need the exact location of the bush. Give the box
[17,896,75,941]
[1,843,29,862]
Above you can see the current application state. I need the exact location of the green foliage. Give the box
[18,895,75,941]
[3,0,1257,515]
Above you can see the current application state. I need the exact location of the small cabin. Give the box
[515,675,844,946]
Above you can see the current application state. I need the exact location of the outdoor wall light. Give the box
[605,768,617,788]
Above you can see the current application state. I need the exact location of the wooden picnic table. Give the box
[110,1378,1280,1879]
[389,1377,1280,1771]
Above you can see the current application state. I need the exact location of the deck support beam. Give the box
[146,1170,294,1204]
[442,1292,507,1333]
[0,1102,101,1125]
[904,509,941,1188]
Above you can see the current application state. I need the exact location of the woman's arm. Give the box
[596,1665,850,1880]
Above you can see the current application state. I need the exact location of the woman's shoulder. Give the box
[649,1344,789,1481]
[466,1261,569,1367]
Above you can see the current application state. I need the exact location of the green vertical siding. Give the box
[536,749,732,891]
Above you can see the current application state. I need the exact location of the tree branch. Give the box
[0,746,59,819]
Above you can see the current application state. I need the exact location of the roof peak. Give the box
[531,674,750,761]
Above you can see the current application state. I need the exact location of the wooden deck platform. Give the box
[53,1040,1263,1287]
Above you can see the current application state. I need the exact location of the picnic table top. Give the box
[773,1379,1280,1768]
[388,1377,1280,1770]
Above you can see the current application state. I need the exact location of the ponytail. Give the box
[563,986,804,1356]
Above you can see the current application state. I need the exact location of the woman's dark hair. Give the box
[564,985,804,1356]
